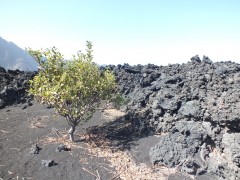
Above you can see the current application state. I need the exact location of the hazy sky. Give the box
[1,0,240,65]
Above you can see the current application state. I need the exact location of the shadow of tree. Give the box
[86,111,155,151]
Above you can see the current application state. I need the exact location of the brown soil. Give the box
[0,102,182,180]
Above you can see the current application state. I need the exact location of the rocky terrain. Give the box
[1,55,240,179]
[0,67,36,109]
[109,55,240,179]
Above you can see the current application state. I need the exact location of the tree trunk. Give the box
[68,125,76,142]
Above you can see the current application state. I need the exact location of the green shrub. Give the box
[28,41,116,141]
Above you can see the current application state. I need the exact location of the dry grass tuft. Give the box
[101,108,125,122]
[28,115,49,128]
[85,139,176,180]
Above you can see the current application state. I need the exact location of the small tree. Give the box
[28,41,116,141]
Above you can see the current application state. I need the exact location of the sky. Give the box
[1,0,240,65]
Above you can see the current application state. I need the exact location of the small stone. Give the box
[30,144,41,154]
[41,160,56,167]
[56,144,68,152]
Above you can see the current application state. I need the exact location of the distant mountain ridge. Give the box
[0,37,38,71]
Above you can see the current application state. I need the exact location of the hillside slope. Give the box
[0,37,38,71]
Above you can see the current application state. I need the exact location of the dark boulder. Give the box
[150,121,209,175]
[179,100,201,118]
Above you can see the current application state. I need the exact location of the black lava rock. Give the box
[0,67,36,109]
[108,56,240,178]
[30,144,41,154]
[41,160,56,167]
[55,144,68,152]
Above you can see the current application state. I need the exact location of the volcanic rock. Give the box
[110,56,240,179]
[41,160,56,167]
[0,67,36,109]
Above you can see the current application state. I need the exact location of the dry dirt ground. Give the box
[0,102,188,180]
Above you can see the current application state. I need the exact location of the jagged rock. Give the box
[191,55,201,63]
[179,100,201,118]
[215,65,227,75]
[0,67,36,109]
[30,144,41,154]
[158,97,179,111]
[150,121,209,174]
[56,144,68,152]
[109,56,240,178]
[208,133,240,179]
[202,55,212,64]
[41,160,56,167]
